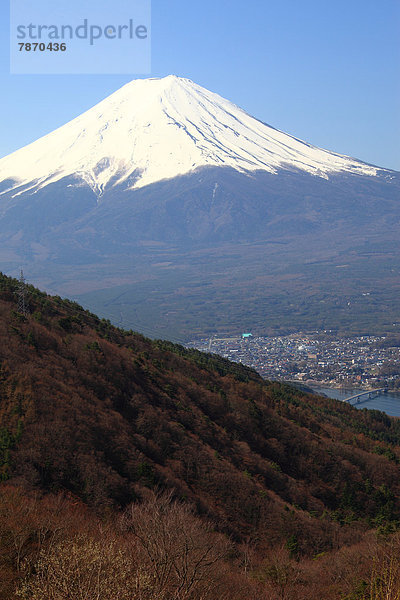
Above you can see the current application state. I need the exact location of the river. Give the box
[310,386,400,417]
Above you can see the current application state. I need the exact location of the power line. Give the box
[17,269,29,316]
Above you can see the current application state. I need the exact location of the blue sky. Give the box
[0,0,399,170]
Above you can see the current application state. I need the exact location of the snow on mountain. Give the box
[0,75,382,198]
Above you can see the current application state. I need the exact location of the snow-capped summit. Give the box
[0,75,382,198]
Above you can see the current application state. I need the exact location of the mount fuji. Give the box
[0,75,399,339]
[0,75,384,196]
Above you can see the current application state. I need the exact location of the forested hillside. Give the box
[1,272,400,599]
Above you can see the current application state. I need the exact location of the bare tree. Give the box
[122,492,232,600]
[256,545,302,600]
[16,534,139,600]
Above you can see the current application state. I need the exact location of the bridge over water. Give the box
[343,388,388,406]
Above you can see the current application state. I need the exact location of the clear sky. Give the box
[0,0,399,170]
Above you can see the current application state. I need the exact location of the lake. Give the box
[310,386,400,417]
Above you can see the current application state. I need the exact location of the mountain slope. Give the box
[1,272,400,549]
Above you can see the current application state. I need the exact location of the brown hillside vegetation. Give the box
[1,272,400,598]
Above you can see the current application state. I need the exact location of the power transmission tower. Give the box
[17,269,29,316]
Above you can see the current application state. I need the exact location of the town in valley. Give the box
[186,332,400,390]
